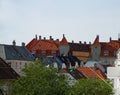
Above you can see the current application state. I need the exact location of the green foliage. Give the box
[69,78,113,95]
[11,60,113,95]
[11,60,69,95]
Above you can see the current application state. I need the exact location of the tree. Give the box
[11,60,113,95]
[69,78,113,95]
[11,60,70,95]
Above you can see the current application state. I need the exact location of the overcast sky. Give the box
[0,0,120,45]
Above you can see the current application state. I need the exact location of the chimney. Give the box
[50,36,52,40]
[109,37,112,42]
[35,34,37,40]
[89,41,91,44]
[79,41,82,44]
[12,40,16,46]
[84,41,86,44]
[39,36,41,40]
[56,39,59,41]
[97,35,99,39]
[22,42,25,47]
[72,40,74,43]
[44,37,46,40]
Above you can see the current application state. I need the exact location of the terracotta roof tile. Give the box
[33,40,58,50]
[92,35,101,46]
[76,67,106,79]
[60,34,68,45]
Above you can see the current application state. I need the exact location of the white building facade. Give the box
[107,49,120,95]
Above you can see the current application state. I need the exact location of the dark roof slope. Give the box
[4,45,35,61]
[69,43,91,52]
[0,57,19,79]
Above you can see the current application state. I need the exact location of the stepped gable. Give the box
[76,67,106,79]
[0,57,19,79]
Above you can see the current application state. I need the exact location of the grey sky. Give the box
[0,0,120,45]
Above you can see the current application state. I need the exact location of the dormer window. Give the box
[104,50,109,56]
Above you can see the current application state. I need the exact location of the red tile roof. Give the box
[91,36,120,57]
[26,38,39,50]
[26,39,58,51]
[60,34,68,45]
[32,40,58,51]
[92,35,101,46]
[76,67,106,79]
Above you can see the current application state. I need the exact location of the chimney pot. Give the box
[44,37,46,40]
[35,34,37,40]
[109,37,112,42]
[89,41,91,44]
[84,41,86,44]
[79,41,82,44]
[39,36,41,40]
[72,40,74,43]
[50,36,52,40]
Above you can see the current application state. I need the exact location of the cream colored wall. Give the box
[6,60,32,76]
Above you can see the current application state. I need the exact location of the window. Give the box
[41,50,46,56]
[104,50,109,56]
[51,50,56,56]
[31,50,36,56]
[25,63,27,67]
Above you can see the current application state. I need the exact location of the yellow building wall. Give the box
[72,51,89,62]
